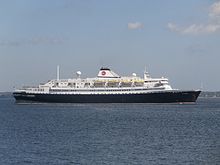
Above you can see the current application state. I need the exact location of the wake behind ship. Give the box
[13,67,201,103]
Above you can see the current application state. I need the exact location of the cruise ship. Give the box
[13,67,201,103]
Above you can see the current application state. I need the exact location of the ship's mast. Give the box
[144,66,150,80]
[57,65,60,81]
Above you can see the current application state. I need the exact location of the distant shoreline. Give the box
[0,92,12,97]
[199,91,220,98]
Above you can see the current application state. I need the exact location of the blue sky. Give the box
[0,0,220,91]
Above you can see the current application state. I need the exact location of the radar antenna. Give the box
[76,71,82,78]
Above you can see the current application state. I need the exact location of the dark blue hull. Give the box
[13,90,201,103]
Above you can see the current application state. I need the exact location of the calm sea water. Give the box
[0,96,219,165]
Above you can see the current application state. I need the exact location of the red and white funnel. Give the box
[97,67,120,78]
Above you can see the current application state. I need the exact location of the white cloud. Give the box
[128,22,143,30]
[168,1,220,35]
[168,23,220,34]
[209,1,220,17]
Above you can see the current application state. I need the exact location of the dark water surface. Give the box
[0,96,219,165]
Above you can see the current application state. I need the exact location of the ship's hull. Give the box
[13,90,201,103]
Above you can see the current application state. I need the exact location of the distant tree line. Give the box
[0,92,12,97]
[200,91,220,97]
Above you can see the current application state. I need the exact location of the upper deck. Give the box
[15,67,172,94]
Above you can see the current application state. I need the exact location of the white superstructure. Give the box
[15,67,173,95]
